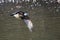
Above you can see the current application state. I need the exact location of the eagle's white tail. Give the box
[24,19,33,32]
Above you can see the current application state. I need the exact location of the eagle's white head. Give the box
[10,12,20,19]
[13,13,20,19]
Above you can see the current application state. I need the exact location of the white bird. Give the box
[10,11,33,32]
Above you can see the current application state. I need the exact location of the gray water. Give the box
[0,3,60,40]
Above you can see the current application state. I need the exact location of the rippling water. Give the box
[0,3,60,40]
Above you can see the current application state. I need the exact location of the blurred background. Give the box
[0,0,60,40]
